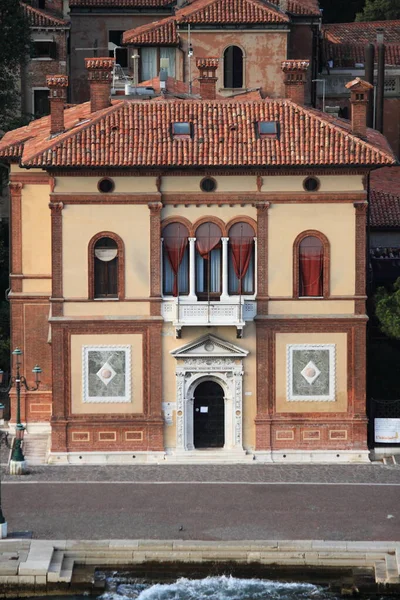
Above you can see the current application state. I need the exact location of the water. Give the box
[98,575,335,600]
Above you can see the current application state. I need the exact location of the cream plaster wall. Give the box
[260,175,364,193]
[54,176,158,193]
[180,30,287,97]
[63,302,150,316]
[21,185,51,276]
[70,333,143,414]
[62,204,150,298]
[268,300,354,315]
[268,203,356,297]
[275,332,347,414]
[23,279,51,294]
[162,324,257,449]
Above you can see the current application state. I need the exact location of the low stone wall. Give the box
[0,539,400,597]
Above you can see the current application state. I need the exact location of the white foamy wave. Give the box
[100,575,327,600]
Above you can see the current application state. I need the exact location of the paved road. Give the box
[2,464,400,540]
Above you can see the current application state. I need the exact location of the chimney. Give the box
[196,57,219,100]
[281,60,309,105]
[46,74,68,135]
[85,57,115,113]
[345,77,373,138]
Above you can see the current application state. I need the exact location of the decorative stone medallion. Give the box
[287,344,335,401]
[83,345,131,403]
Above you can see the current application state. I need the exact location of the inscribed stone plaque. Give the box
[83,345,131,403]
[286,344,335,401]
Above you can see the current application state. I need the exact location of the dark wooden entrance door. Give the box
[193,381,225,449]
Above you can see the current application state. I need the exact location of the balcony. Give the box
[162,298,257,338]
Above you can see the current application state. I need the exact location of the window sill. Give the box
[297,296,325,300]
[93,297,119,301]
[31,57,55,61]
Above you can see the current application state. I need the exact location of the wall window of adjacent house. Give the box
[32,40,57,59]
[195,222,222,300]
[228,222,255,295]
[223,46,243,89]
[33,89,50,117]
[140,47,176,81]
[296,235,327,297]
[108,31,128,69]
[162,223,189,297]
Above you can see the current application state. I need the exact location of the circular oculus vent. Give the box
[200,177,217,193]
[98,178,115,193]
[303,177,320,192]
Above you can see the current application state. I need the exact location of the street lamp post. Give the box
[0,348,41,475]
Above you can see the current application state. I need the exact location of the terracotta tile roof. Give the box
[323,21,400,67]
[372,166,400,195]
[70,0,319,12]
[21,2,69,28]
[177,0,289,24]
[123,0,289,44]
[123,17,178,45]
[69,0,174,6]
[370,188,400,228]
[0,97,395,168]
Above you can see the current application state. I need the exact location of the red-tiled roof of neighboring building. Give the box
[124,17,178,45]
[0,97,395,168]
[123,0,289,44]
[370,189,400,228]
[370,167,400,228]
[323,21,400,67]
[70,0,319,14]
[21,2,69,28]
[69,0,174,6]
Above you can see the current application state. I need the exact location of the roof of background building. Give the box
[322,20,400,67]
[123,0,290,45]
[370,167,400,228]
[0,96,395,168]
[70,0,320,14]
[21,2,69,28]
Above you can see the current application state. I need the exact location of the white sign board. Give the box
[375,418,400,443]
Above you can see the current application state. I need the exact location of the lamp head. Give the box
[12,348,22,356]
[188,44,193,58]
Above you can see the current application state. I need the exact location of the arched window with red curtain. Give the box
[195,222,222,300]
[298,236,324,297]
[162,222,189,297]
[228,222,255,295]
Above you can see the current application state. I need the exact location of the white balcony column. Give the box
[221,237,229,301]
[188,237,197,301]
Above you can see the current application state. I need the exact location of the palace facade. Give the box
[0,53,395,463]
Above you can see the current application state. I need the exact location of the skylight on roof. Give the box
[258,121,279,139]
[172,122,191,138]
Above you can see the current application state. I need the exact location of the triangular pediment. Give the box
[171,334,248,358]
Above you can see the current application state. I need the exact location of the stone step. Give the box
[47,550,64,582]
[22,435,49,465]
[385,552,400,581]
[58,556,74,583]
[19,542,54,576]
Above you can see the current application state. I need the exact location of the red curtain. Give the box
[299,237,324,296]
[195,222,222,258]
[229,222,254,294]
[163,223,188,296]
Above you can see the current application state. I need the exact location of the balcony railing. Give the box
[162,299,257,337]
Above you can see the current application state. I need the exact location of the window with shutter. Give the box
[94,237,118,298]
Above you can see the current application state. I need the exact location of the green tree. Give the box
[356,0,400,21]
[320,0,365,23]
[375,278,400,340]
[0,0,32,132]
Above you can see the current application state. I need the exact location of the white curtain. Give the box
[210,248,221,293]
[140,47,157,81]
[196,254,205,292]
[160,47,176,77]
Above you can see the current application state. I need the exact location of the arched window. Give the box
[294,232,330,298]
[94,237,119,298]
[89,232,124,300]
[195,222,222,300]
[228,222,255,295]
[224,46,243,89]
[162,222,189,297]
